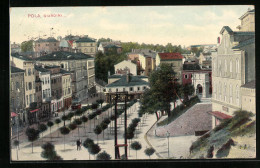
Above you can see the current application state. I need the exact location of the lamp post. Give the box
[166,131,170,158]
[17,88,20,150]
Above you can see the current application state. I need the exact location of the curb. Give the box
[144,116,164,159]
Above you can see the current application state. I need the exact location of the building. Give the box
[114,60,137,76]
[34,68,43,122]
[98,41,122,54]
[10,66,26,125]
[241,80,255,114]
[61,69,72,110]
[11,42,21,53]
[34,65,52,120]
[59,39,73,52]
[156,53,183,83]
[33,37,60,57]
[211,11,255,128]
[73,36,97,56]
[44,65,63,114]
[127,49,157,76]
[35,51,95,102]
[237,8,255,32]
[104,74,150,102]
[192,72,210,98]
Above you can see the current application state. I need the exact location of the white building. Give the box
[114,60,137,76]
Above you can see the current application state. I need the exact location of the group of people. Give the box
[76,139,82,150]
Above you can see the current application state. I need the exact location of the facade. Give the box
[34,69,43,122]
[33,37,60,57]
[61,69,72,110]
[156,53,183,83]
[10,66,26,125]
[34,65,52,120]
[211,24,255,128]
[114,60,137,76]
[104,74,149,102]
[241,80,255,114]
[127,49,157,76]
[192,72,210,98]
[237,9,255,32]
[59,39,73,52]
[35,51,95,102]
[73,36,97,56]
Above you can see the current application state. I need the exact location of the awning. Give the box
[30,109,39,113]
[208,111,232,120]
[11,112,18,117]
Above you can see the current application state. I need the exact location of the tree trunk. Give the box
[32,142,33,153]
[84,123,86,136]
[64,135,65,150]
[50,127,52,140]
[155,112,159,121]
[16,146,18,160]
[136,151,137,159]
[78,127,80,138]
[97,135,98,144]
[57,124,60,137]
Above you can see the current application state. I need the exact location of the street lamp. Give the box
[17,88,20,150]
[166,131,170,158]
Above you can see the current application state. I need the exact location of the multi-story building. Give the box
[237,8,255,32]
[44,65,63,114]
[104,74,149,102]
[156,53,183,83]
[127,49,157,76]
[34,65,52,120]
[10,66,26,125]
[211,10,255,128]
[33,37,60,57]
[35,51,95,102]
[11,42,21,53]
[61,69,72,110]
[98,41,122,54]
[241,80,255,114]
[34,69,43,121]
[114,60,137,76]
[73,36,97,57]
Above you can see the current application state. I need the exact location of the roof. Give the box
[220,26,233,34]
[59,39,70,48]
[35,51,93,61]
[11,53,33,61]
[75,37,96,43]
[241,80,255,89]
[103,44,121,48]
[232,38,255,49]
[35,37,58,42]
[158,53,183,60]
[108,74,148,79]
[34,65,50,72]
[44,65,60,69]
[60,69,71,74]
[239,9,255,20]
[106,75,149,88]
[208,111,233,120]
[11,66,25,73]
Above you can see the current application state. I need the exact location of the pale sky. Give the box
[10,5,254,47]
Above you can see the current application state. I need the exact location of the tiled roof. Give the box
[35,37,58,42]
[106,75,149,88]
[34,65,50,72]
[232,38,255,49]
[11,66,25,73]
[158,53,183,60]
[75,37,96,43]
[241,80,255,89]
[11,53,33,61]
[35,51,93,61]
[208,111,232,120]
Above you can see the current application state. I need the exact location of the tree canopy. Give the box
[21,40,33,52]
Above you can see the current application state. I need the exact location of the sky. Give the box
[10,5,254,47]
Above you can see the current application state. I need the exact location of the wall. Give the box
[241,87,255,114]
[115,60,137,76]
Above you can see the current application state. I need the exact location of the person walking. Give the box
[79,139,82,150]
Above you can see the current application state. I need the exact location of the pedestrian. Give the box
[76,139,80,151]
[79,139,82,150]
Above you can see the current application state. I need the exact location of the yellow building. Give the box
[237,9,255,32]
[73,36,97,57]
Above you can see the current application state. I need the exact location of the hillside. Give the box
[188,110,256,159]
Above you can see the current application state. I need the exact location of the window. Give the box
[143,86,146,90]
[36,86,38,92]
[224,83,227,101]
[29,82,32,90]
[54,43,56,46]
[123,88,125,92]
[26,95,28,105]
[138,87,140,91]
[68,88,70,94]
[116,88,118,92]
[236,85,239,105]
[185,74,188,79]
[28,68,31,76]
[91,48,93,52]
[16,82,20,90]
[38,44,40,47]
[26,82,28,90]
[130,87,133,91]
[29,94,32,104]
[219,82,222,100]
[229,84,232,103]
[109,89,111,92]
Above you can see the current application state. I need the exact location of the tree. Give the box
[68,123,77,137]
[81,116,88,136]
[130,141,142,159]
[61,115,67,126]
[83,138,95,160]
[25,128,40,153]
[94,125,102,144]
[88,143,101,160]
[59,126,70,150]
[38,123,48,144]
[96,151,111,160]
[21,40,33,52]
[100,122,108,141]
[74,119,82,138]
[88,113,96,131]
[41,142,62,160]
[55,119,62,137]
[181,84,195,102]
[13,140,19,160]
[47,121,54,140]
[91,103,98,112]
[75,109,83,119]
[144,147,155,159]
[67,112,75,123]
[96,99,104,108]
[124,130,134,156]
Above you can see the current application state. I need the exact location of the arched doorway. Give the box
[197,84,203,94]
